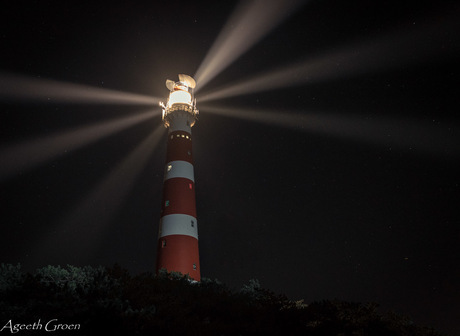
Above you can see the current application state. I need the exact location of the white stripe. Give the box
[164,160,194,182]
[159,214,198,239]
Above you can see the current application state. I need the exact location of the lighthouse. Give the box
[156,74,201,281]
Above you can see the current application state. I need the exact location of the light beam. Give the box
[0,109,159,181]
[31,124,165,265]
[194,0,306,92]
[202,105,459,159]
[0,72,160,105]
[199,14,460,102]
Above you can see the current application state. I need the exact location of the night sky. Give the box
[1,0,459,334]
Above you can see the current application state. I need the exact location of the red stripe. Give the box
[156,234,200,281]
[166,131,193,164]
[161,178,196,217]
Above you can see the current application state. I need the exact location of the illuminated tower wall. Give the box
[156,74,200,281]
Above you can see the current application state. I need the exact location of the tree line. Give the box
[0,264,442,335]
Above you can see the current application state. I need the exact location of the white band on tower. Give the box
[164,160,195,182]
[159,214,198,239]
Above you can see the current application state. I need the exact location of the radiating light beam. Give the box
[199,14,460,102]
[194,0,306,92]
[31,124,165,265]
[0,72,160,105]
[202,105,459,159]
[0,109,159,181]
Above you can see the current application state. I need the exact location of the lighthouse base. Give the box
[156,234,201,281]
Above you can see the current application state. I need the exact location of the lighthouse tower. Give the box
[156,74,200,281]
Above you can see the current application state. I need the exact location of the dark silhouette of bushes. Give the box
[0,264,442,335]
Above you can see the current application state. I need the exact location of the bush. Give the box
[0,264,443,336]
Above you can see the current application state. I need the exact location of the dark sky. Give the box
[1,0,459,334]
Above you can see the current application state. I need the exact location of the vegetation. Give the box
[0,264,442,335]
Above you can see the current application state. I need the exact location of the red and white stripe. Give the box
[156,112,200,280]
